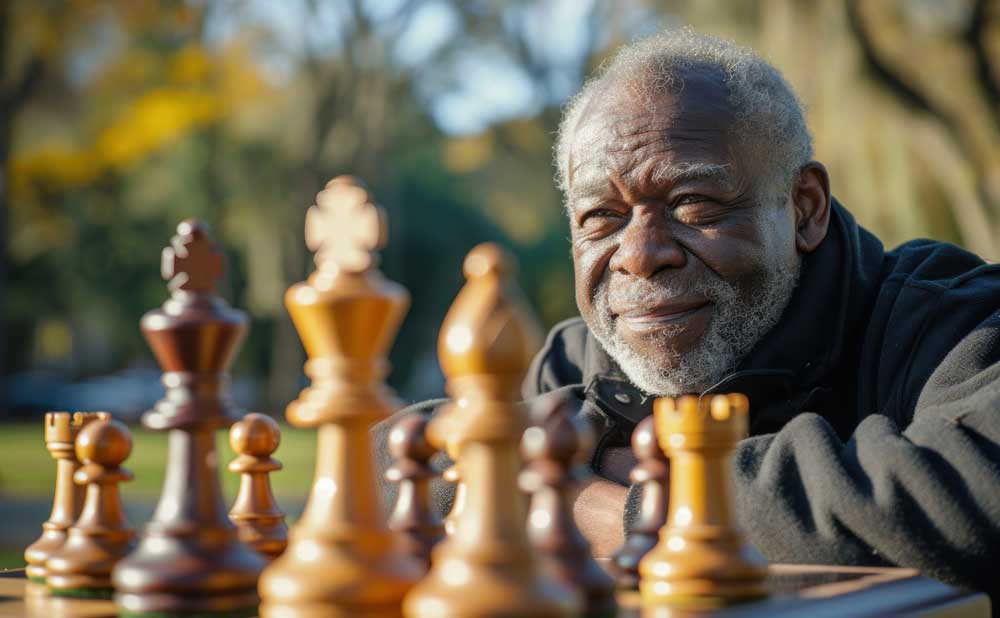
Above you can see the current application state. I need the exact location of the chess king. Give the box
[373,27,1000,604]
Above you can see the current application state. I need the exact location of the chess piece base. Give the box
[113,532,263,616]
[639,530,768,607]
[258,532,420,618]
[24,528,68,582]
[403,555,578,618]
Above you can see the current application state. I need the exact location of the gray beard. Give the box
[585,254,801,396]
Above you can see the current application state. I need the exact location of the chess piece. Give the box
[612,415,669,589]
[258,176,421,618]
[228,413,288,560]
[47,417,136,597]
[385,414,444,570]
[24,412,108,583]
[402,243,580,618]
[112,220,266,616]
[521,393,617,617]
[426,406,466,537]
[441,458,465,537]
[639,394,768,608]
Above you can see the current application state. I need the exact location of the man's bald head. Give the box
[556,29,813,205]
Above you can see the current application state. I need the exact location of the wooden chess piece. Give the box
[112,220,266,616]
[47,417,136,597]
[441,458,465,537]
[426,406,466,538]
[24,412,108,583]
[521,393,617,617]
[24,412,110,584]
[402,243,580,618]
[258,176,421,618]
[228,413,288,560]
[385,414,444,570]
[612,415,669,589]
[639,394,768,608]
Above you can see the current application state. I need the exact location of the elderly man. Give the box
[374,30,1000,597]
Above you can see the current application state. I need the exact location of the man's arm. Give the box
[573,475,627,557]
[731,313,1000,596]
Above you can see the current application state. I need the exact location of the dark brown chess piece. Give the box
[639,394,768,608]
[258,176,422,618]
[24,412,108,583]
[228,413,288,561]
[112,219,266,616]
[402,243,580,618]
[521,393,617,617]
[385,413,444,571]
[612,414,669,589]
[47,417,136,597]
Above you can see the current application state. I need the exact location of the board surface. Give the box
[0,565,990,618]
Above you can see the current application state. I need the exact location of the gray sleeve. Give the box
[732,315,1000,595]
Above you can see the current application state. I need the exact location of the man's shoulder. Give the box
[523,316,595,398]
[883,238,1000,293]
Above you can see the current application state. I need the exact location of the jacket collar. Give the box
[581,199,885,425]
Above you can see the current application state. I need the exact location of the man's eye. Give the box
[580,208,625,225]
[673,194,710,206]
[674,198,725,226]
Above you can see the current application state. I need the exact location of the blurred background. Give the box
[1,0,998,565]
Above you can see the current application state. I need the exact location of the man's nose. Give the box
[609,206,686,278]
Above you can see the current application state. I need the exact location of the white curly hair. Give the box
[554,28,814,202]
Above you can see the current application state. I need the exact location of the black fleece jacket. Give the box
[372,201,1000,597]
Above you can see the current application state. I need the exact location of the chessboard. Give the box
[0,564,990,618]
[9,178,994,618]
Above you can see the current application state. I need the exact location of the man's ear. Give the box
[793,161,831,254]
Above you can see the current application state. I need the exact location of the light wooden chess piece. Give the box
[47,417,136,597]
[426,406,466,538]
[639,394,768,608]
[24,412,108,583]
[612,415,669,589]
[385,413,444,571]
[402,243,580,618]
[258,176,421,618]
[229,413,288,560]
[112,219,266,616]
[521,393,617,617]
[441,456,465,537]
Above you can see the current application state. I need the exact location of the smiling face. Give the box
[566,68,802,395]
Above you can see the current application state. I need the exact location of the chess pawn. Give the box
[228,413,288,560]
[639,394,768,608]
[113,220,265,616]
[521,393,617,617]
[403,243,580,618]
[385,413,444,570]
[612,415,669,589]
[24,411,108,583]
[46,417,136,597]
[259,176,422,618]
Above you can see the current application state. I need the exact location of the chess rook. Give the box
[403,243,580,618]
[258,176,421,618]
[46,417,136,597]
[521,393,617,617]
[639,394,768,608]
[228,413,288,560]
[24,412,108,583]
[385,413,444,570]
[612,415,669,589]
[112,220,265,616]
